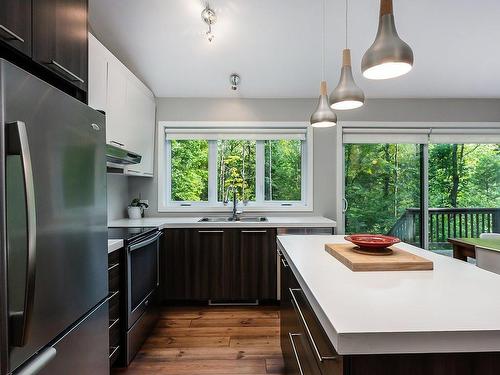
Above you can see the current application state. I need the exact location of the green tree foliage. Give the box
[171,140,209,201]
[217,140,256,202]
[169,139,303,203]
[345,143,500,245]
[345,144,420,237]
[265,140,302,201]
[429,144,500,208]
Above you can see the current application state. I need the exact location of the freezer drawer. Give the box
[15,300,109,375]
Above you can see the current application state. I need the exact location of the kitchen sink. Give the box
[198,216,268,223]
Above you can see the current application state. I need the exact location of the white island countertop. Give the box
[107,239,123,254]
[108,216,336,229]
[278,235,500,355]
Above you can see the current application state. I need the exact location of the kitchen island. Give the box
[278,235,500,375]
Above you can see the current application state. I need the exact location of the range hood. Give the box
[106,144,142,165]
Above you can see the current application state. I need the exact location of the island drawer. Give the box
[289,288,343,375]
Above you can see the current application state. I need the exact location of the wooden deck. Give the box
[112,306,285,375]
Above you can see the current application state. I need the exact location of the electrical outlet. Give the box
[139,199,149,209]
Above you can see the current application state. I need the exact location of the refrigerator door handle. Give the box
[15,347,56,375]
[6,121,37,347]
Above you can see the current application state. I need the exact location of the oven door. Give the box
[126,231,161,328]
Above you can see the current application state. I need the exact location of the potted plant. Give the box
[128,198,149,219]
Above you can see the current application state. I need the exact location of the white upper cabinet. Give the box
[88,34,108,112]
[88,33,156,177]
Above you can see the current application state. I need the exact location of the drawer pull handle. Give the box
[241,230,267,233]
[289,333,305,375]
[290,288,338,362]
[109,346,119,359]
[46,60,85,83]
[281,258,289,268]
[198,230,224,233]
[108,263,119,272]
[109,318,119,330]
[0,25,25,43]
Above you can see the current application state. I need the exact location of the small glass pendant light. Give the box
[361,0,414,80]
[330,0,365,110]
[310,0,337,127]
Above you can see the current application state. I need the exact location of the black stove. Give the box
[108,226,158,244]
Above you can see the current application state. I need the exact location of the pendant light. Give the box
[361,0,414,80]
[330,0,365,110]
[310,0,337,127]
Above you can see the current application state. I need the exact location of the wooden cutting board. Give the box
[325,243,433,272]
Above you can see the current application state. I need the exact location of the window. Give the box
[170,140,208,202]
[341,122,500,255]
[265,140,302,201]
[158,122,313,211]
[217,140,256,202]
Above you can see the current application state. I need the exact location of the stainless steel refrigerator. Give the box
[0,59,109,374]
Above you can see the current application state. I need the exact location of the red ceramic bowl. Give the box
[344,234,400,249]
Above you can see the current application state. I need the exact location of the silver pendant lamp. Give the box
[310,0,337,127]
[361,0,414,80]
[330,0,365,110]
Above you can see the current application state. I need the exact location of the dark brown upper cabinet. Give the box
[0,0,32,56]
[33,0,88,91]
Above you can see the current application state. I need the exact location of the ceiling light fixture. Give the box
[310,0,337,128]
[361,0,414,80]
[230,74,240,91]
[201,5,217,43]
[330,0,365,110]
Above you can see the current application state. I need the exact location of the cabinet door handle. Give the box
[0,25,25,43]
[198,230,224,234]
[110,141,125,147]
[281,258,289,268]
[290,288,338,362]
[46,60,85,83]
[241,230,267,234]
[289,333,305,375]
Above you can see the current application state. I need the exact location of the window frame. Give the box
[157,121,314,212]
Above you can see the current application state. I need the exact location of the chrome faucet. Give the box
[224,184,242,221]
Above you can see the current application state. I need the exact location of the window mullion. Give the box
[208,140,218,204]
[255,141,264,204]
[166,140,172,205]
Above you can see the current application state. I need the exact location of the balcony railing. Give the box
[389,208,500,247]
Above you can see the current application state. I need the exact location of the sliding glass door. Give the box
[343,130,500,256]
[344,144,422,247]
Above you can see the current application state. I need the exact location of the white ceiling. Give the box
[89,0,500,99]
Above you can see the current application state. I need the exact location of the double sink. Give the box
[198,216,268,223]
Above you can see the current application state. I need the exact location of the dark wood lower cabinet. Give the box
[108,249,123,367]
[163,228,277,302]
[278,251,500,375]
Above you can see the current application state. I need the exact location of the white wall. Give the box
[107,174,129,220]
[109,98,500,221]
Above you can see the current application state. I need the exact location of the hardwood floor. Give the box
[113,305,285,375]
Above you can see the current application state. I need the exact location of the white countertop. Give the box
[107,239,123,254]
[278,235,500,355]
[108,216,336,229]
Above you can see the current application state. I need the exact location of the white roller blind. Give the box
[164,122,308,141]
[343,128,430,144]
[166,127,306,141]
[429,128,500,144]
[343,122,500,144]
